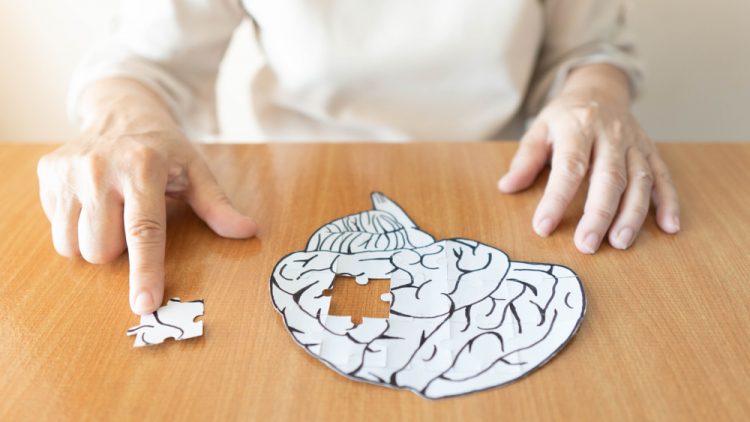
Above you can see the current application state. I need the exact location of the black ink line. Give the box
[509,303,522,334]
[453,239,479,253]
[462,306,471,332]
[506,277,538,295]
[293,254,318,268]
[153,310,184,340]
[424,345,438,361]
[127,324,154,333]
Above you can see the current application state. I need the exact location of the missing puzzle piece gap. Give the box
[127,298,204,348]
[355,275,369,285]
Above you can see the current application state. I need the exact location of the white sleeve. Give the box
[68,0,245,137]
[525,0,643,116]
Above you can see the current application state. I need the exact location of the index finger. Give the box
[532,120,594,236]
[123,167,168,315]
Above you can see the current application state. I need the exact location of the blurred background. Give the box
[1,0,748,142]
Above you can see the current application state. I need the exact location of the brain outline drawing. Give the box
[270,192,586,399]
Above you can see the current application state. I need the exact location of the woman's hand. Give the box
[37,79,257,315]
[498,64,680,253]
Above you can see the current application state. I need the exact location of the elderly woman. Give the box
[36,0,679,315]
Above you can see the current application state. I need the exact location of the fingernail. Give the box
[498,175,511,191]
[615,228,634,249]
[671,215,681,232]
[246,219,259,236]
[133,291,154,314]
[582,233,600,254]
[535,218,554,237]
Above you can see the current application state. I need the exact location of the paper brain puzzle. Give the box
[270,192,586,399]
[127,298,204,347]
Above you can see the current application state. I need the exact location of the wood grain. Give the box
[0,142,748,421]
[324,276,391,324]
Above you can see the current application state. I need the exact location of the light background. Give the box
[1,0,748,142]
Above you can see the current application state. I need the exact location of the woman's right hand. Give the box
[37,79,257,315]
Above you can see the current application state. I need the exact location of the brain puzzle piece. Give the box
[322,275,391,325]
[270,192,586,399]
[127,298,204,347]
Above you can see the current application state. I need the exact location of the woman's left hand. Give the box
[498,68,680,253]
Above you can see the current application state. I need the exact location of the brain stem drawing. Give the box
[271,192,586,399]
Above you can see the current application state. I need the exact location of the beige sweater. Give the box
[69,0,641,141]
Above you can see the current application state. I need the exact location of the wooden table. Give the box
[1,142,748,421]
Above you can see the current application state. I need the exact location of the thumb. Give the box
[498,120,550,193]
[186,158,257,239]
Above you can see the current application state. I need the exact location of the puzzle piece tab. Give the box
[322,276,390,325]
[127,298,204,347]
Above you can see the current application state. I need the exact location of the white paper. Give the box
[271,192,586,399]
[127,298,204,347]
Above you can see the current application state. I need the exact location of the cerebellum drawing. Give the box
[270,192,586,399]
